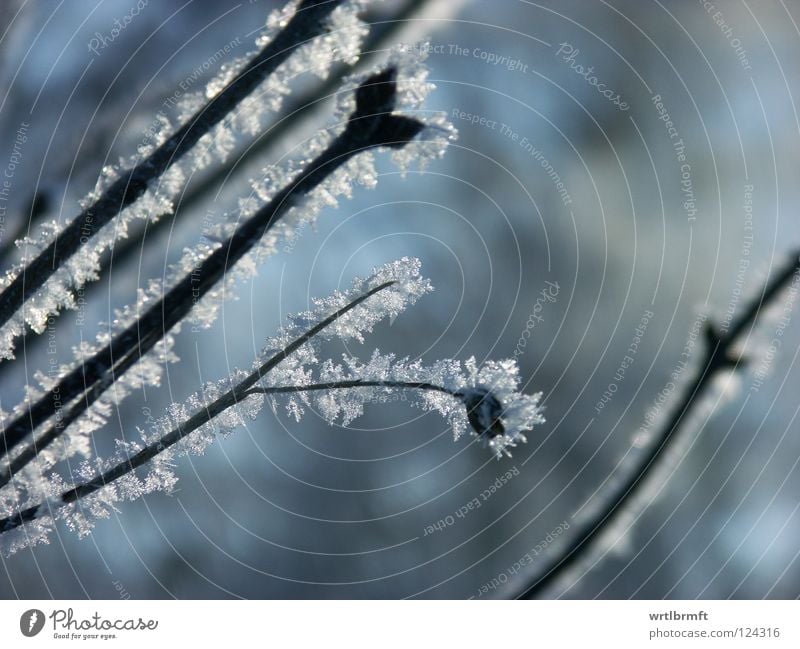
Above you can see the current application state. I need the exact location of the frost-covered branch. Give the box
[94,0,442,287]
[0,0,451,370]
[0,0,353,356]
[0,65,433,473]
[0,258,544,552]
[0,381,455,535]
[0,274,403,534]
[509,250,800,600]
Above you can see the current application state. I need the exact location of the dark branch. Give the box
[243,379,458,397]
[0,0,345,337]
[509,250,800,599]
[0,67,425,485]
[0,282,453,534]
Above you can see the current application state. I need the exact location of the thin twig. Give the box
[0,288,459,534]
[0,0,438,375]
[510,251,800,599]
[243,379,457,397]
[0,67,425,479]
[0,0,435,367]
[100,0,433,279]
[0,0,345,335]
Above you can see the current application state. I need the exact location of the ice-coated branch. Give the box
[510,250,800,600]
[0,258,543,550]
[0,0,347,352]
[0,0,451,370]
[0,277,403,534]
[0,66,427,474]
[0,374,535,537]
[0,380,502,535]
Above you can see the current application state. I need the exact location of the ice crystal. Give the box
[0,258,428,549]
[253,349,542,459]
[0,0,373,360]
[0,6,464,555]
[1,28,453,519]
[0,258,544,553]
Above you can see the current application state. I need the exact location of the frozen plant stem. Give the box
[0,0,434,374]
[512,251,800,599]
[0,284,460,533]
[0,0,345,334]
[242,380,456,397]
[99,0,434,281]
[0,381,459,533]
[0,66,425,478]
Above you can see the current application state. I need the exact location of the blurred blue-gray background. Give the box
[1,0,800,598]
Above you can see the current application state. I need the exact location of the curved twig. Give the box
[509,250,800,599]
[0,0,345,335]
[0,67,425,479]
[0,297,461,534]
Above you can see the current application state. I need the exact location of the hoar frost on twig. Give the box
[0,0,367,358]
[0,55,454,493]
[0,258,544,554]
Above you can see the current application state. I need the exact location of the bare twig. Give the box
[0,0,435,368]
[243,379,457,397]
[0,0,437,385]
[0,0,345,335]
[0,67,425,484]
[0,283,460,533]
[510,250,800,599]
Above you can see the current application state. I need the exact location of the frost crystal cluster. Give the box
[0,40,454,513]
[0,258,544,554]
[0,0,370,359]
[0,0,541,564]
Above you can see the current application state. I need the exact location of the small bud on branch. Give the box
[0,66,429,484]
